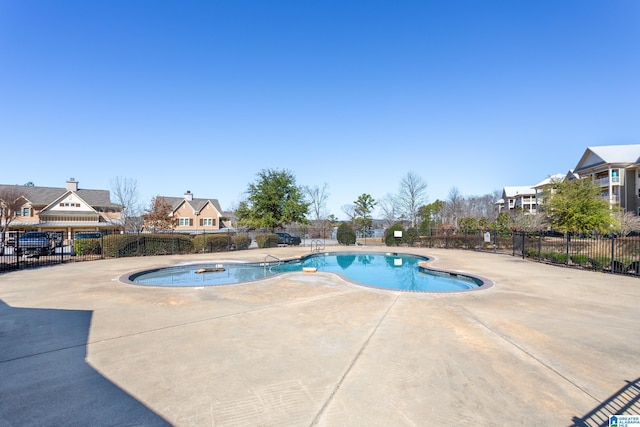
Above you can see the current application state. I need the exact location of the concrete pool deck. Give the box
[1,246,639,426]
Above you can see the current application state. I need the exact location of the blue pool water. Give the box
[127,252,484,292]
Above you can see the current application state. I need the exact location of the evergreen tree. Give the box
[236,169,310,231]
[541,178,615,234]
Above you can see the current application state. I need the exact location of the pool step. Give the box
[303,267,317,273]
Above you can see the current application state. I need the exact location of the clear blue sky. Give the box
[1,1,639,219]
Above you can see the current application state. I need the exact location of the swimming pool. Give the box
[125,252,488,292]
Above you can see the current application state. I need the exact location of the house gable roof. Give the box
[502,186,535,198]
[574,144,640,173]
[0,184,120,209]
[159,196,223,216]
[39,191,100,216]
[533,174,564,189]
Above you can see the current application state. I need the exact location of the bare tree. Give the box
[398,171,428,228]
[304,183,330,238]
[378,193,399,227]
[304,183,329,220]
[613,211,640,236]
[0,186,25,245]
[341,204,356,223]
[110,177,143,232]
[464,193,499,221]
[444,187,464,230]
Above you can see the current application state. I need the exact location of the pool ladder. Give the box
[263,254,282,272]
[310,239,325,253]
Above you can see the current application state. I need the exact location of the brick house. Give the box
[147,191,227,233]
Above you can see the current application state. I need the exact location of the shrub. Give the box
[232,235,252,250]
[102,234,194,257]
[384,223,405,246]
[74,238,102,256]
[524,247,539,259]
[546,252,568,264]
[590,256,611,271]
[337,223,356,245]
[256,233,279,248]
[193,234,233,252]
[570,254,590,266]
[405,227,420,247]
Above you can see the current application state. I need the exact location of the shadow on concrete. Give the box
[570,377,640,427]
[0,299,171,426]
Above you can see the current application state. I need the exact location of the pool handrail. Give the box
[310,239,325,253]
[263,254,282,272]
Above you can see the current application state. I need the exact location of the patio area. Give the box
[1,246,638,426]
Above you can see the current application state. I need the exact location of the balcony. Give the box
[595,174,620,187]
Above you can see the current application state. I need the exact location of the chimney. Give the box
[66,178,79,191]
[184,190,193,201]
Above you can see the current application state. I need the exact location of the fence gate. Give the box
[512,231,524,258]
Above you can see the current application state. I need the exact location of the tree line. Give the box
[3,171,638,241]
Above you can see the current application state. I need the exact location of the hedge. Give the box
[73,238,102,256]
[193,234,233,252]
[256,233,279,248]
[102,234,194,257]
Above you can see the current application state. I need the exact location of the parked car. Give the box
[15,232,56,256]
[74,232,103,240]
[275,232,301,246]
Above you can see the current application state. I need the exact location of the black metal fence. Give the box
[415,230,640,277]
[0,230,250,273]
[2,229,640,278]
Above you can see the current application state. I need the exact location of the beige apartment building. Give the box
[0,179,122,242]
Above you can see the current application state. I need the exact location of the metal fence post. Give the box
[492,229,496,253]
[16,232,20,269]
[538,233,542,262]
[611,235,615,273]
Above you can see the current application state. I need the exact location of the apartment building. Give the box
[0,179,122,242]
[572,144,640,214]
[496,186,537,214]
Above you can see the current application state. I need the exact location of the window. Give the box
[179,218,193,226]
[16,207,30,217]
[199,218,215,226]
[612,169,620,183]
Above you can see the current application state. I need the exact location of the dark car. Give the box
[75,232,103,240]
[275,232,301,246]
[15,232,56,256]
